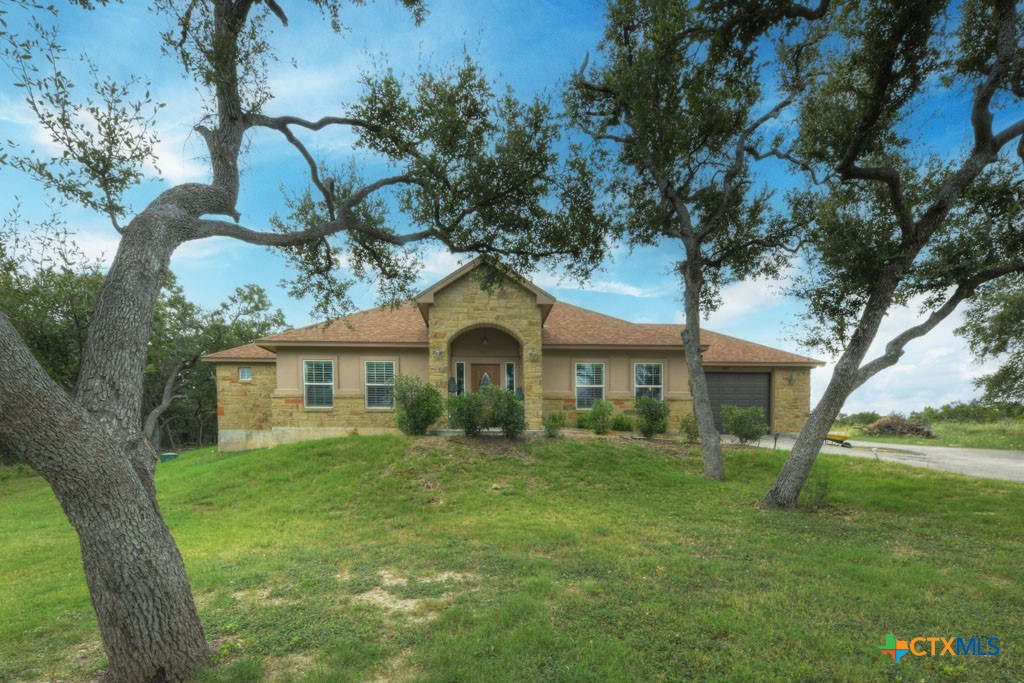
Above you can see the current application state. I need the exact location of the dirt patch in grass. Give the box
[264,652,317,680]
[232,587,296,607]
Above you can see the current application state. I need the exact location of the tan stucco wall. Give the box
[426,273,544,428]
[274,347,428,393]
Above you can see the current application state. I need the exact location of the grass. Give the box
[2,435,1023,682]
[833,420,1024,450]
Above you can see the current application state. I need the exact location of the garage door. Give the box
[706,373,771,432]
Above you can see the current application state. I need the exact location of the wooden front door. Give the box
[471,364,500,393]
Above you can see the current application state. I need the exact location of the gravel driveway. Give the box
[757,435,1024,483]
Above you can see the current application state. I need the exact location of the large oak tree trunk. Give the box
[0,313,207,682]
[680,256,725,480]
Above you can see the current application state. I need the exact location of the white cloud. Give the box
[530,271,674,298]
[705,273,791,326]
[170,236,246,269]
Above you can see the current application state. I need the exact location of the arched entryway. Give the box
[448,325,522,395]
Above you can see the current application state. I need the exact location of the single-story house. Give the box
[204,258,822,451]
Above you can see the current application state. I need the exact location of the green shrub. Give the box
[482,385,526,439]
[834,411,882,427]
[575,411,594,429]
[635,397,670,439]
[678,412,700,444]
[542,411,566,438]
[799,470,834,512]
[610,413,634,432]
[392,375,445,435]
[589,399,614,435]
[448,393,486,436]
[722,404,768,445]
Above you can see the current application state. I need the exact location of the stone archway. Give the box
[425,288,543,428]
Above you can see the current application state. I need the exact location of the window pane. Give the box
[239,367,252,381]
[635,363,661,386]
[456,363,465,395]
[505,362,515,390]
[366,361,394,384]
[305,384,333,408]
[576,363,603,386]
[305,361,332,384]
[635,386,662,401]
[366,385,394,408]
[576,386,603,410]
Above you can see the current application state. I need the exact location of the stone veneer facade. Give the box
[771,367,812,433]
[427,274,545,429]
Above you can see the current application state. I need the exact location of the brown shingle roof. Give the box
[543,302,819,365]
[214,299,819,366]
[202,342,277,362]
[256,303,428,346]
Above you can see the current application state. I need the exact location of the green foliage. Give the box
[678,413,700,444]
[392,375,444,435]
[610,413,634,432]
[575,411,594,430]
[721,405,767,445]
[542,411,566,438]
[448,393,486,437]
[834,411,883,428]
[799,469,834,513]
[588,400,613,435]
[959,274,1024,403]
[911,399,1024,425]
[481,386,526,440]
[635,397,670,439]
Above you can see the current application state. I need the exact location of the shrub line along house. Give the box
[204,258,823,451]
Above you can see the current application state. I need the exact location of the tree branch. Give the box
[143,356,197,443]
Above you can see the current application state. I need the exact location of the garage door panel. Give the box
[706,373,771,431]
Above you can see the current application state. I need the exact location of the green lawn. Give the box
[2,435,1022,682]
[834,420,1024,450]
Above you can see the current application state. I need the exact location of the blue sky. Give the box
[0,1,1001,415]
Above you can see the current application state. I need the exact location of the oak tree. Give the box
[0,1,605,680]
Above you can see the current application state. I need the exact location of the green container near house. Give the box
[159,453,178,463]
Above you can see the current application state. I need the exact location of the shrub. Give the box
[575,411,594,429]
[799,470,834,512]
[392,375,444,435]
[610,413,635,432]
[482,385,526,439]
[722,404,768,445]
[542,411,566,438]
[678,412,700,444]
[834,411,882,427]
[589,399,614,435]
[862,414,934,438]
[635,397,671,439]
[448,393,486,436]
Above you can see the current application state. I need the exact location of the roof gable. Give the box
[413,256,556,324]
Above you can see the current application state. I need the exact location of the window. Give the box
[238,367,252,382]
[456,362,466,395]
[634,363,663,401]
[505,362,515,391]
[304,360,333,408]
[575,362,605,410]
[365,360,395,409]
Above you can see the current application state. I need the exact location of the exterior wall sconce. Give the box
[433,349,443,359]
[528,350,539,362]
[481,331,489,345]
[785,374,796,385]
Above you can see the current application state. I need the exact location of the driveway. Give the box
[757,435,1024,484]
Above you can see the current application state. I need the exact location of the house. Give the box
[203,258,822,451]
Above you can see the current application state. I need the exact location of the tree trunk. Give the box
[0,314,208,682]
[759,271,901,507]
[680,256,724,480]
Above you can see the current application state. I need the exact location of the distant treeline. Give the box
[835,399,1024,427]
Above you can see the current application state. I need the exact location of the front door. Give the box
[471,364,500,393]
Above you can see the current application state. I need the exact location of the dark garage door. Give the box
[706,373,771,432]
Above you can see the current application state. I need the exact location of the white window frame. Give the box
[364,360,396,409]
[575,362,605,411]
[634,362,664,401]
[455,361,466,395]
[303,360,334,409]
[505,361,516,391]
[238,367,252,382]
